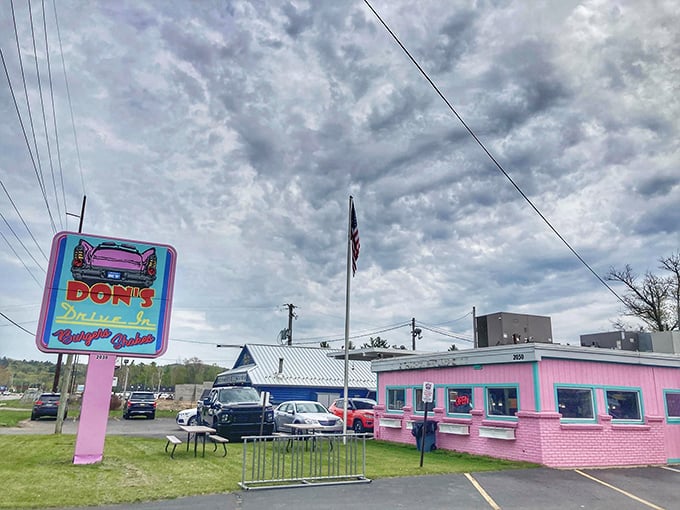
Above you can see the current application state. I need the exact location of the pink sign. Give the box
[36,232,177,358]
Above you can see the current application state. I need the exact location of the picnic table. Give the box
[179,424,216,457]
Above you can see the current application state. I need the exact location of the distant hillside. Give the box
[0,357,228,392]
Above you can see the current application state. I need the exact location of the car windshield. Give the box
[131,393,155,401]
[297,402,328,414]
[353,400,376,410]
[218,387,260,404]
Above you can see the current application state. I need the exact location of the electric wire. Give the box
[7,3,57,233]
[42,0,68,228]
[52,0,86,198]
[0,179,49,262]
[0,210,47,272]
[430,310,472,326]
[363,0,627,307]
[0,312,35,336]
[0,230,42,287]
[28,0,62,230]
[417,322,473,342]
[10,0,46,196]
[295,322,411,346]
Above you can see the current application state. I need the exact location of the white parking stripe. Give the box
[464,473,501,510]
[574,469,665,510]
[660,465,680,473]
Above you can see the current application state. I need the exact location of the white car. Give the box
[176,407,198,427]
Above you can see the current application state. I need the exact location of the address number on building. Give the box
[512,353,525,361]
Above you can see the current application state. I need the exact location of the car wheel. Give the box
[30,414,36,421]
[353,419,365,433]
[187,415,197,426]
[149,413,155,420]
[123,413,129,420]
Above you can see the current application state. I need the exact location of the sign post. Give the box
[36,232,176,464]
[420,381,434,467]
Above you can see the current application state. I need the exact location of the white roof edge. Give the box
[371,343,680,372]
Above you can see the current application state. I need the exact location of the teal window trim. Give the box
[554,384,598,423]
[663,389,680,424]
[532,362,541,412]
[412,386,437,415]
[443,385,474,417]
[484,383,519,422]
[603,385,644,424]
[385,385,409,414]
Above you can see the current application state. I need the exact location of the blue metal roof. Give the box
[221,344,376,390]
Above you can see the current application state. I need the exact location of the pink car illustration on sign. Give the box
[71,239,157,288]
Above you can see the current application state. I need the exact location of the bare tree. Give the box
[607,253,680,331]
[659,252,680,330]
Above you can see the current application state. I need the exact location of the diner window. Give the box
[487,386,518,417]
[387,388,406,412]
[606,389,641,421]
[447,387,473,414]
[556,387,594,419]
[664,391,680,420]
[414,387,436,413]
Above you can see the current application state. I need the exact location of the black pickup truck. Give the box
[197,386,274,441]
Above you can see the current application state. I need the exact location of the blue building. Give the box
[214,344,377,407]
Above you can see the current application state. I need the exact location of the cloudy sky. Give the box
[1,0,678,368]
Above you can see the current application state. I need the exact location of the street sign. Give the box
[422,381,434,403]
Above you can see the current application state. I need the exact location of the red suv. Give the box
[329,398,376,433]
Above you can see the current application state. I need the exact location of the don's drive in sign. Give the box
[36,232,177,358]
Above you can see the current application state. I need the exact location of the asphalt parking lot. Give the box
[5,417,679,509]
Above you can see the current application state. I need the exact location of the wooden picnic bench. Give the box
[208,434,229,457]
[165,435,182,459]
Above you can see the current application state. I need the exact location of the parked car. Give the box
[175,407,198,426]
[122,391,157,419]
[274,400,344,434]
[31,393,66,420]
[198,386,274,441]
[329,397,376,433]
[71,239,157,288]
[176,389,209,427]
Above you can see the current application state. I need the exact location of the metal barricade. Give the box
[239,432,372,490]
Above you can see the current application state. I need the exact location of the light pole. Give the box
[122,360,130,396]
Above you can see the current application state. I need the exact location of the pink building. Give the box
[372,344,680,467]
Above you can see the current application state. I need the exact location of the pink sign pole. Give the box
[73,354,117,464]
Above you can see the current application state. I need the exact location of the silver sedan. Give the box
[274,400,344,434]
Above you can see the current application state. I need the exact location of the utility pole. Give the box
[284,303,297,345]
[473,306,478,349]
[411,318,422,350]
[55,195,86,434]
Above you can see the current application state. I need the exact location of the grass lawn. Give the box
[0,434,538,508]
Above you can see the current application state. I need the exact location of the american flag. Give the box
[350,201,360,276]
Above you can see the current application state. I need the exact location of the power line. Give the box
[0,230,42,287]
[28,0,62,229]
[363,0,627,308]
[52,0,86,199]
[295,322,411,345]
[417,322,473,342]
[5,6,57,233]
[0,179,49,262]
[0,210,47,272]
[0,311,35,336]
[42,0,67,228]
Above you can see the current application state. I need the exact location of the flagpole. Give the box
[342,195,353,436]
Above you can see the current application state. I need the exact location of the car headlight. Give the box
[220,413,233,424]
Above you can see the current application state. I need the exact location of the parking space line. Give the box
[464,473,501,510]
[660,465,680,473]
[574,469,665,510]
